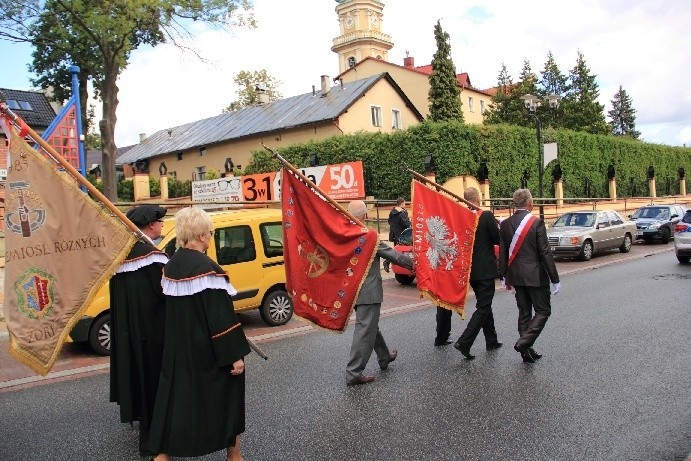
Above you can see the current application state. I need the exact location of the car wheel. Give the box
[88,314,111,356]
[661,227,671,244]
[619,234,632,253]
[677,254,691,264]
[578,240,593,261]
[394,274,416,285]
[260,289,293,326]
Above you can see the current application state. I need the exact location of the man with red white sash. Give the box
[498,189,560,363]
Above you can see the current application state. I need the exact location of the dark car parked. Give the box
[629,204,687,243]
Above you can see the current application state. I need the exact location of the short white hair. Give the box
[175,207,212,245]
[347,200,367,220]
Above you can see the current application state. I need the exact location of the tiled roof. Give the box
[334,56,491,96]
[119,73,422,164]
[0,88,56,128]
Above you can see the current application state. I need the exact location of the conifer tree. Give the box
[483,63,513,125]
[428,20,463,122]
[561,51,608,134]
[538,51,568,125]
[608,85,640,139]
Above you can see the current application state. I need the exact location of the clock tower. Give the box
[332,0,394,74]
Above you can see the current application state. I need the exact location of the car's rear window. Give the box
[682,211,691,224]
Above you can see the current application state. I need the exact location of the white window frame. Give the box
[392,109,402,130]
[371,106,382,127]
[468,96,474,113]
[480,100,485,114]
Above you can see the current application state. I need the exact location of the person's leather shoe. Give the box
[453,341,475,360]
[486,342,503,351]
[347,375,375,386]
[434,339,452,346]
[528,348,542,359]
[379,350,397,370]
[514,345,535,363]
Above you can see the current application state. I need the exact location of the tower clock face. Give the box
[345,16,354,29]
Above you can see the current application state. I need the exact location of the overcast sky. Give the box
[2,0,690,148]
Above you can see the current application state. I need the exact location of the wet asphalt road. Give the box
[1,251,690,461]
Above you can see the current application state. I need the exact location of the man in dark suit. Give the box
[498,189,560,363]
[346,200,414,386]
[450,187,502,359]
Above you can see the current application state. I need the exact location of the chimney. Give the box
[403,56,415,68]
[255,82,269,105]
[139,133,147,143]
[320,75,330,97]
[312,85,316,97]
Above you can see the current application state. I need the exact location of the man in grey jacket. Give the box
[346,200,414,386]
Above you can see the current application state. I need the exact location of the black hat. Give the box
[126,205,167,227]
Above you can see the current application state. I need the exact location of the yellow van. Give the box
[69,208,292,355]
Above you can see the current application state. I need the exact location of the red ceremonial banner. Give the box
[412,180,478,317]
[281,168,378,331]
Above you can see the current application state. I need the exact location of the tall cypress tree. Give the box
[428,20,463,122]
[608,85,640,139]
[538,51,568,126]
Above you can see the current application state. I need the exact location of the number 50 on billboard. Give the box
[272,161,365,201]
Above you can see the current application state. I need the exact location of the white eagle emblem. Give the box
[425,216,458,270]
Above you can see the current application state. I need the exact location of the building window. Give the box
[348,56,356,68]
[392,109,402,130]
[177,152,183,161]
[468,97,474,113]
[169,171,177,179]
[371,106,382,127]
[480,100,485,114]
[18,100,33,110]
[6,100,20,110]
[196,166,206,180]
[6,99,33,111]
[199,147,206,157]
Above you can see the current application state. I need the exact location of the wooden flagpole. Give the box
[0,101,146,240]
[261,143,367,227]
[3,100,270,360]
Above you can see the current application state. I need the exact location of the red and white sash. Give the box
[508,212,537,266]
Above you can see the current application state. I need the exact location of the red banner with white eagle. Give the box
[281,168,378,331]
[412,180,478,317]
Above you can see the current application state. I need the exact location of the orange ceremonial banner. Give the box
[3,122,135,375]
[412,180,478,317]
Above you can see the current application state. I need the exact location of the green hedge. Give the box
[245,121,691,200]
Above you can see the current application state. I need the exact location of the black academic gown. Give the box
[147,248,251,458]
[109,240,168,455]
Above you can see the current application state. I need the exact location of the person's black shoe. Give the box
[514,345,535,363]
[486,342,503,351]
[453,341,475,360]
[434,339,452,346]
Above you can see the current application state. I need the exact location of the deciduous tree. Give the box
[222,69,282,113]
[0,0,255,201]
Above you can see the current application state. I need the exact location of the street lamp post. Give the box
[521,93,560,220]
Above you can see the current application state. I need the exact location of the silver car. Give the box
[547,210,636,261]
[674,210,691,263]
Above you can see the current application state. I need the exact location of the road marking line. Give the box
[0,363,109,390]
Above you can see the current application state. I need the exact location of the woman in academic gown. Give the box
[148,207,251,461]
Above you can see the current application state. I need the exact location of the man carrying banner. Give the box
[110,205,169,457]
[346,200,414,387]
[498,189,560,363]
[449,187,502,358]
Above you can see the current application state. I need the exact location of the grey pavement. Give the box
[1,251,690,460]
